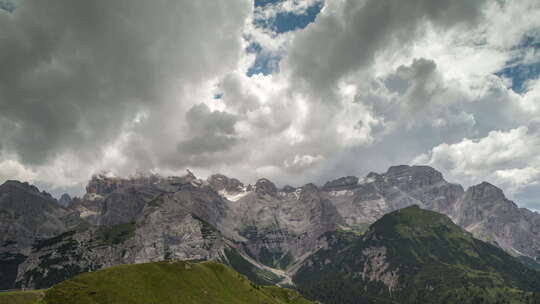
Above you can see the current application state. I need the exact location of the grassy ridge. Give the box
[8,260,311,304]
[0,261,310,304]
[0,290,45,304]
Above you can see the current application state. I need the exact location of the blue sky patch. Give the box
[496,36,540,93]
[213,93,224,100]
[247,52,281,76]
[247,1,324,76]
[273,2,323,33]
[255,0,281,7]
[254,0,323,34]
[246,42,281,76]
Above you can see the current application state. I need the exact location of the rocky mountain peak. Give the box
[184,169,197,182]
[302,183,319,192]
[207,174,244,192]
[366,171,381,178]
[386,165,443,181]
[322,176,359,191]
[1,180,41,194]
[57,193,72,206]
[0,179,70,255]
[85,171,164,196]
[384,165,445,188]
[86,174,124,195]
[254,178,277,195]
[281,185,296,193]
[363,172,383,183]
[0,180,56,201]
[466,181,506,201]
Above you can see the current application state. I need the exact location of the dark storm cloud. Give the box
[286,0,488,94]
[374,58,441,119]
[177,103,240,156]
[0,0,249,165]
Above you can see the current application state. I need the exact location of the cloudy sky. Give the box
[1,0,540,210]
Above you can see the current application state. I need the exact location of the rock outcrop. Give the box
[0,180,82,289]
[57,193,72,207]
[451,182,540,259]
[15,175,229,289]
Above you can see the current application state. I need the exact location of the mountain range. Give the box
[1,165,540,302]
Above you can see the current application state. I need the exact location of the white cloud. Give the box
[0,159,35,182]
[284,154,324,170]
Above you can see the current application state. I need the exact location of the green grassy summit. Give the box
[371,205,465,238]
[294,205,540,304]
[1,261,312,304]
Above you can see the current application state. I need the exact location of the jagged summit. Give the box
[57,193,72,206]
[207,174,244,192]
[0,180,53,198]
[385,164,445,186]
[281,185,297,193]
[84,169,203,197]
[254,178,277,195]
[322,176,359,191]
[466,181,507,201]
[184,169,197,181]
[364,171,382,180]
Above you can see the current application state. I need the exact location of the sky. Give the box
[1,1,540,210]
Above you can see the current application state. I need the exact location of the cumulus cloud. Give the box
[0,159,35,182]
[0,0,249,163]
[284,154,324,171]
[284,0,488,96]
[176,103,240,162]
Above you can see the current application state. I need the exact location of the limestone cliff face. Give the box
[215,178,344,269]
[15,177,229,289]
[0,181,82,289]
[452,182,540,259]
[0,181,72,246]
[85,173,155,195]
[322,165,464,230]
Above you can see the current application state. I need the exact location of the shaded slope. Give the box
[293,206,540,304]
[0,180,81,289]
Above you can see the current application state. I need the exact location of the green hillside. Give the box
[1,261,312,304]
[294,205,540,304]
[0,290,45,304]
